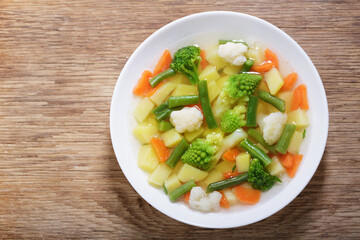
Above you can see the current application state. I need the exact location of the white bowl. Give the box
[110,11,328,228]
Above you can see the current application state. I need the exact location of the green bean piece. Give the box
[158,121,174,132]
[152,102,169,115]
[149,68,176,87]
[258,90,286,113]
[246,95,258,127]
[168,95,199,108]
[241,59,254,72]
[166,138,189,168]
[206,173,248,193]
[239,138,272,166]
[163,183,168,195]
[247,128,277,154]
[219,39,248,46]
[198,80,218,129]
[154,107,182,121]
[169,180,196,202]
[275,124,296,154]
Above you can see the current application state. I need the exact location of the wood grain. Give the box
[0,0,359,239]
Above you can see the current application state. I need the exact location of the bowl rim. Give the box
[110,11,329,228]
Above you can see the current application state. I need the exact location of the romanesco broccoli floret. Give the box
[220,103,247,133]
[223,73,262,99]
[205,131,224,147]
[170,46,201,85]
[248,158,281,191]
[181,138,217,171]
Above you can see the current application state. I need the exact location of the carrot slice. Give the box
[222,148,241,162]
[265,49,279,69]
[150,137,171,163]
[251,61,275,72]
[234,185,261,204]
[153,49,172,76]
[282,72,298,91]
[220,192,230,208]
[286,154,303,178]
[290,86,302,111]
[132,70,153,96]
[298,84,309,110]
[183,191,191,203]
[223,170,240,179]
[200,49,208,70]
[278,152,294,168]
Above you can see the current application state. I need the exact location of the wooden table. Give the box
[1,0,359,238]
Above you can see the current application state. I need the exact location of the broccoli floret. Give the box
[220,104,247,133]
[223,73,262,99]
[170,46,201,85]
[181,138,216,171]
[248,158,281,191]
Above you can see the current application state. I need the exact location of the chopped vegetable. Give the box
[200,49,208,70]
[220,104,246,133]
[171,46,201,84]
[286,154,303,178]
[233,185,261,204]
[207,172,248,193]
[278,152,294,168]
[149,68,176,87]
[220,192,230,208]
[218,42,248,66]
[133,70,153,96]
[246,95,258,127]
[282,72,298,91]
[264,49,279,69]
[150,137,171,163]
[222,148,241,162]
[223,73,262,99]
[153,49,173,76]
[251,62,275,72]
[189,186,222,212]
[158,121,173,132]
[219,39,248,46]
[166,138,189,168]
[239,138,272,166]
[258,90,286,113]
[213,129,248,163]
[198,80,218,129]
[168,95,199,108]
[181,138,217,171]
[262,112,288,145]
[248,158,281,191]
[291,84,309,110]
[169,180,196,202]
[241,58,255,72]
[275,123,296,154]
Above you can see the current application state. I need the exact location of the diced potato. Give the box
[177,163,208,182]
[266,156,286,176]
[288,130,303,155]
[258,80,270,92]
[184,127,204,142]
[133,124,158,144]
[164,174,181,193]
[149,82,176,105]
[287,109,309,128]
[202,169,223,186]
[167,73,188,85]
[236,152,251,172]
[144,114,158,127]
[215,160,235,174]
[216,75,230,88]
[208,80,221,102]
[261,100,280,114]
[223,65,242,75]
[133,97,155,123]
[205,45,227,70]
[264,67,284,95]
[256,143,269,154]
[245,45,265,65]
[171,84,197,97]
[222,188,238,206]
[257,101,268,116]
[162,129,182,147]
[277,91,293,113]
[199,65,220,82]
[172,160,184,175]
[138,145,159,173]
[148,163,173,187]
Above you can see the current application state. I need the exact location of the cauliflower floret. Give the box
[262,112,288,145]
[217,42,248,66]
[170,107,203,133]
[189,187,222,212]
